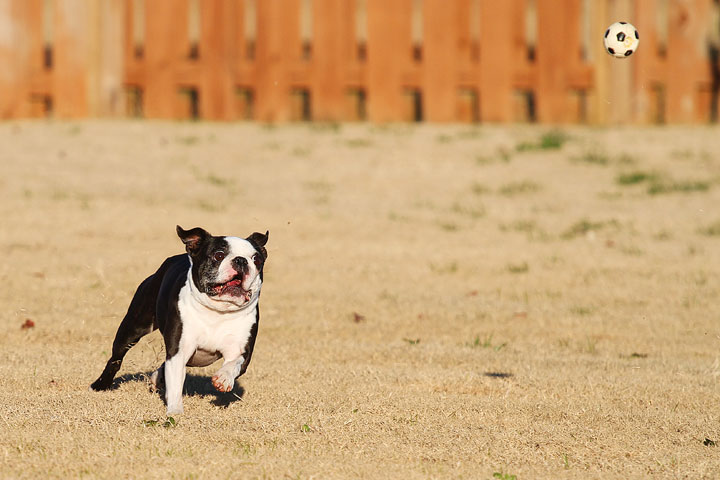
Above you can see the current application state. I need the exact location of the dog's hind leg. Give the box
[90,277,157,391]
[149,362,165,392]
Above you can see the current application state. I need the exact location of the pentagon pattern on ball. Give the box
[603,21,640,59]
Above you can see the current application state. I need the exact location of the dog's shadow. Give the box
[111,372,245,409]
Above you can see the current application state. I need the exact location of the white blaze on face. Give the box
[220,237,261,292]
[186,235,264,313]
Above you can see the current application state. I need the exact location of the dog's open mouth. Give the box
[209,275,251,300]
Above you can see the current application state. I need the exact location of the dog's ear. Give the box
[247,231,269,247]
[246,231,269,259]
[177,226,211,255]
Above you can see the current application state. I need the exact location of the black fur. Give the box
[90,254,188,391]
[238,308,260,377]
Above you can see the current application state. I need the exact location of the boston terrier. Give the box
[90,226,268,415]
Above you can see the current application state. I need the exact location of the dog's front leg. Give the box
[164,349,193,415]
[212,353,244,393]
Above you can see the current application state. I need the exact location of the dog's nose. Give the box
[232,256,249,274]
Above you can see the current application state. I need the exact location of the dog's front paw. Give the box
[166,402,184,416]
[212,371,235,392]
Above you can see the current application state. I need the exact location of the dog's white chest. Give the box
[177,284,257,366]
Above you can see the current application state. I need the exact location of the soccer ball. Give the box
[603,22,639,58]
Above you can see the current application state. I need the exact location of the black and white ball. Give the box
[603,22,639,58]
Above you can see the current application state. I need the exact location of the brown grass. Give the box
[1,121,719,479]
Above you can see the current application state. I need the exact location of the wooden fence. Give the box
[0,0,717,123]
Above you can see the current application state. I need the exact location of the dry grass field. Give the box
[1,120,719,479]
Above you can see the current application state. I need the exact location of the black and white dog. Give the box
[90,226,268,415]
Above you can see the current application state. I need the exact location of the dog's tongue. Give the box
[214,278,250,300]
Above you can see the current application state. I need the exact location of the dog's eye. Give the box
[252,253,263,268]
[213,251,226,262]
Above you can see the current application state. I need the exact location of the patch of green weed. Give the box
[583,336,598,354]
[451,203,486,219]
[499,181,541,196]
[561,218,619,240]
[573,151,609,165]
[430,262,459,274]
[516,130,567,152]
[467,334,507,351]
[507,262,529,274]
[346,138,373,148]
[570,306,594,316]
[617,153,638,165]
[501,220,537,234]
[438,222,460,232]
[175,135,200,145]
[471,183,490,195]
[291,147,311,157]
[653,230,673,241]
[540,130,567,149]
[493,471,517,480]
[204,175,232,187]
[616,171,658,185]
[142,417,177,428]
[620,245,644,256]
[698,221,720,236]
[457,128,482,139]
[310,122,341,133]
[647,180,710,195]
[388,211,410,222]
[303,180,333,193]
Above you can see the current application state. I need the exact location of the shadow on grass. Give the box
[106,371,245,409]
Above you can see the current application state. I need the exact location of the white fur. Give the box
[163,236,262,415]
